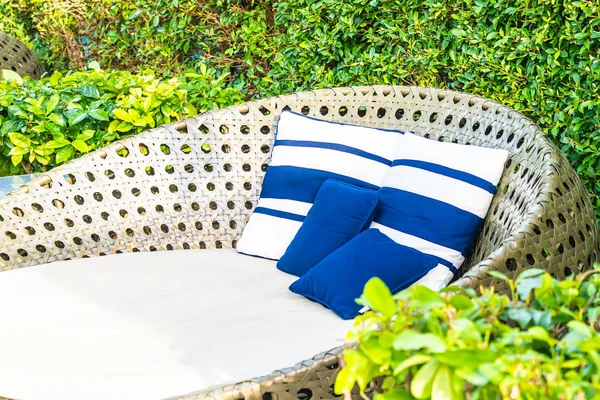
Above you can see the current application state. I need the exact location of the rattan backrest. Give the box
[0,86,597,290]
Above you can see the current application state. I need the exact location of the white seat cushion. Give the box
[0,250,353,400]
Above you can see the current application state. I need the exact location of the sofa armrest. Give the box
[0,119,255,270]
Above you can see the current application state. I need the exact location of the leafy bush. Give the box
[0,0,275,77]
[336,269,600,399]
[0,64,242,176]
[2,0,600,217]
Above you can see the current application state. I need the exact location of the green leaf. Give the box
[8,132,30,147]
[76,130,95,141]
[507,308,533,329]
[455,368,489,386]
[46,95,61,115]
[2,69,23,84]
[435,350,497,368]
[89,109,109,121]
[515,268,545,282]
[8,105,27,119]
[43,122,64,137]
[71,140,89,153]
[113,108,133,122]
[450,318,482,341]
[88,61,101,71]
[75,85,100,99]
[449,294,474,310]
[49,113,67,127]
[487,271,509,281]
[8,146,29,156]
[55,145,74,164]
[11,154,23,166]
[411,359,439,399]
[115,121,133,132]
[394,330,447,353]
[361,336,391,364]
[393,354,432,376]
[45,139,70,149]
[410,285,445,309]
[333,366,355,395]
[431,365,455,400]
[375,388,414,400]
[567,321,592,338]
[65,109,88,125]
[362,277,396,317]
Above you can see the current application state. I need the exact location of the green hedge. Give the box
[337,269,600,399]
[0,65,242,176]
[1,0,599,216]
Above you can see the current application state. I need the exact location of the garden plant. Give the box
[1,0,598,220]
[336,269,600,399]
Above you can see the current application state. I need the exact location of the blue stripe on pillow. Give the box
[275,140,391,166]
[254,207,306,222]
[260,166,380,203]
[429,256,458,274]
[376,187,484,254]
[391,160,497,194]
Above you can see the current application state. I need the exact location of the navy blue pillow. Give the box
[289,228,439,320]
[277,179,379,277]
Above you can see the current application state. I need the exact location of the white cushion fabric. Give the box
[236,111,404,260]
[0,250,353,400]
[372,133,508,289]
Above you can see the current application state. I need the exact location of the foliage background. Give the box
[1,0,599,217]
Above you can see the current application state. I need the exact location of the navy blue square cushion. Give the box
[289,228,439,320]
[277,179,379,277]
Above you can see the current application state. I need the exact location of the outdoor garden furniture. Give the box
[0,85,598,400]
[0,32,44,79]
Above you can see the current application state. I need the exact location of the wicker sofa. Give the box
[0,32,44,79]
[0,86,598,400]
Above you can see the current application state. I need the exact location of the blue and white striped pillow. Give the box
[237,111,404,260]
[371,132,508,289]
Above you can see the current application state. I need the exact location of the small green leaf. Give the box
[411,359,439,399]
[75,85,100,99]
[394,330,447,353]
[2,69,23,84]
[76,130,95,141]
[362,277,396,317]
[449,294,474,310]
[451,318,482,341]
[507,308,533,329]
[361,336,391,364]
[410,285,445,308]
[515,268,545,282]
[45,139,70,149]
[49,113,67,126]
[374,388,414,400]
[71,140,89,153]
[393,354,432,376]
[43,122,64,137]
[11,154,23,166]
[113,108,133,122]
[431,365,455,400]
[46,94,61,115]
[8,146,29,156]
[55,145,74,164]
[65,109,88,125]
[89,109,109,121]
[487,271,509,281]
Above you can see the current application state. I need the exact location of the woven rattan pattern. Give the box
[0,32,44,79]
[0,86,598,400]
